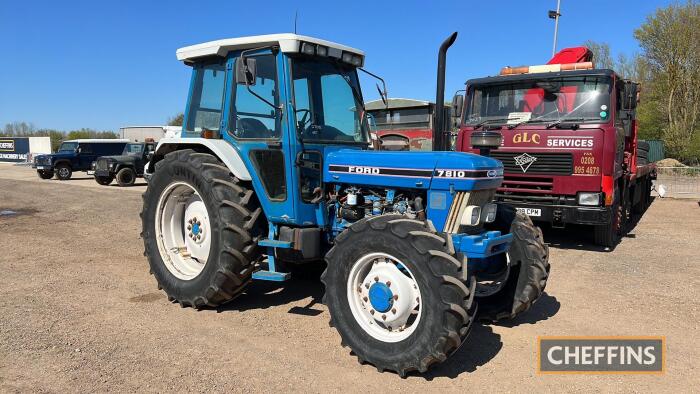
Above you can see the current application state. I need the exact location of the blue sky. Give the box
[0,0,674,132]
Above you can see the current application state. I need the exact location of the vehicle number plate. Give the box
[36,166,46,170]
[516,208,541,217]
[87,170,95,175]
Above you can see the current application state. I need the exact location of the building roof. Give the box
[365,98,432,111]
[63,139,130,143]
[176,33,364,65]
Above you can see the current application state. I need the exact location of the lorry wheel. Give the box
[55,164,72,180]
[95,175,114,185]
[478,204,550,322]
[116,167,136,186]
[323,214,475,377]
[37,170,54,180]
[141,150,265,308]
[594,192,623,247]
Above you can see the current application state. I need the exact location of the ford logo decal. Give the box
[487,169,497,178]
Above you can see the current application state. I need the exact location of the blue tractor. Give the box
[141,33,549,376]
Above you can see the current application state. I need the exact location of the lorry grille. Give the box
[96,159,109,171]
[444,189,496,233]
[490,152,573,175]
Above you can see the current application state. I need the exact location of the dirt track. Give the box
[0,165,698,392]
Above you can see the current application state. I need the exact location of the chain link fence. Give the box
[654,166,700,199]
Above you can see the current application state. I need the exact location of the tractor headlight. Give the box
[483,203,498,223]
[578,192,602,206]
[460,205,481,226]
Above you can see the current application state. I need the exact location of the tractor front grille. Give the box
[443,189,496,233]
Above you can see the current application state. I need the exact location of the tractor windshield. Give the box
[465,75,612,127]
[291,58,369,144]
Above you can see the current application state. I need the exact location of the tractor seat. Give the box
[236,118,277,139]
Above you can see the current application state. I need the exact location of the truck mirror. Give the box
[623,81,639,110]
[235,57,257,86]
[452,94,464,127]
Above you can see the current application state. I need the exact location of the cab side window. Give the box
[186,62,227,133]
[230,54,280,139]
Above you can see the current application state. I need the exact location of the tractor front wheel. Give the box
[141,150,265,308]
[478,204,550,322]
[323,215,475,377]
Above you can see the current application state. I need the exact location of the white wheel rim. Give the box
[59,168,69,177]
[347,252,422,343]
[155,182,211,280]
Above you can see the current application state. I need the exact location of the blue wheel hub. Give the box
[368,282,394,313]
[192,222,201,236]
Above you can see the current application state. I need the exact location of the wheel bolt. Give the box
[386,281,391,287]
[196,235,201,240]
[393,294,399,300]
[391,308,397,314]
[187,225,192,230]
[381,314,386,320]
[416,297,420,303]
[370,309,375,315]
[374,276,379,282]
[363,297,368,302]
[365,283,370,289]
[357,286,362,293]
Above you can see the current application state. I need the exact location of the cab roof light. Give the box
[499,61,594,76]
[300,42,316,55]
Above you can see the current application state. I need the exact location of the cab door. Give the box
[222,49,299,224]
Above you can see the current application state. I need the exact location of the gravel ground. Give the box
[0,165,698,392]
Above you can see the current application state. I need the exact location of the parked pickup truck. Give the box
[33,139,129,180]
[91,141,155,186]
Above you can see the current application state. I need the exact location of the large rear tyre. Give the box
[477,204,550,322]
[323,215,475,377]
[141,150,265,308]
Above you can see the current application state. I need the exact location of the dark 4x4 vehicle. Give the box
[33,139,129,180]
[91,142,155,186]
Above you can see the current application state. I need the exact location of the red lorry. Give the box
[454,47,656,247]
[366,98,451,151]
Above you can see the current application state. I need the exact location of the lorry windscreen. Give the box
[465,76,612,127]
[291,58,369,144]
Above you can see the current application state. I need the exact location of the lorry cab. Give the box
[455,54,654,246]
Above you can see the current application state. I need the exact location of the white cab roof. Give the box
[63,139,130,143]
[176,33,364,64]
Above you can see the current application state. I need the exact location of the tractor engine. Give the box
[333,187,425,225]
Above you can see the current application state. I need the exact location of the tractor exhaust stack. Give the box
[433,32,458,151]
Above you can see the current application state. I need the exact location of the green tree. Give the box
[635,1,700,162]
[583,40,615,70]
[66,128,118,140]
[167,113,184,126]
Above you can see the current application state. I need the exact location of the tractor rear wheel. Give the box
[478,204,550,322]
[323,215,475,377]
[141,150,265,308]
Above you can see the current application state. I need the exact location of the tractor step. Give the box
[258,239,292,248]
[252,270,291,281]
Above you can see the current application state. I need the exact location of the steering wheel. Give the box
[296,109,311,129]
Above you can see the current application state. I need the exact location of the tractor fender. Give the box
[150,138,251,181]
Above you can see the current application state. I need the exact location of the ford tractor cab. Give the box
[141,33,549,376]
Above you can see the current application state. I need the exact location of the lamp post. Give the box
[549,0,561,56]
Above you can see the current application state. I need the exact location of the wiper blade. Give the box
[545,117,598,129]
[470,117,511,130]
[506,119,550,129]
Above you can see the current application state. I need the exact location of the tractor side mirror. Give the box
[235,57,257,86]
